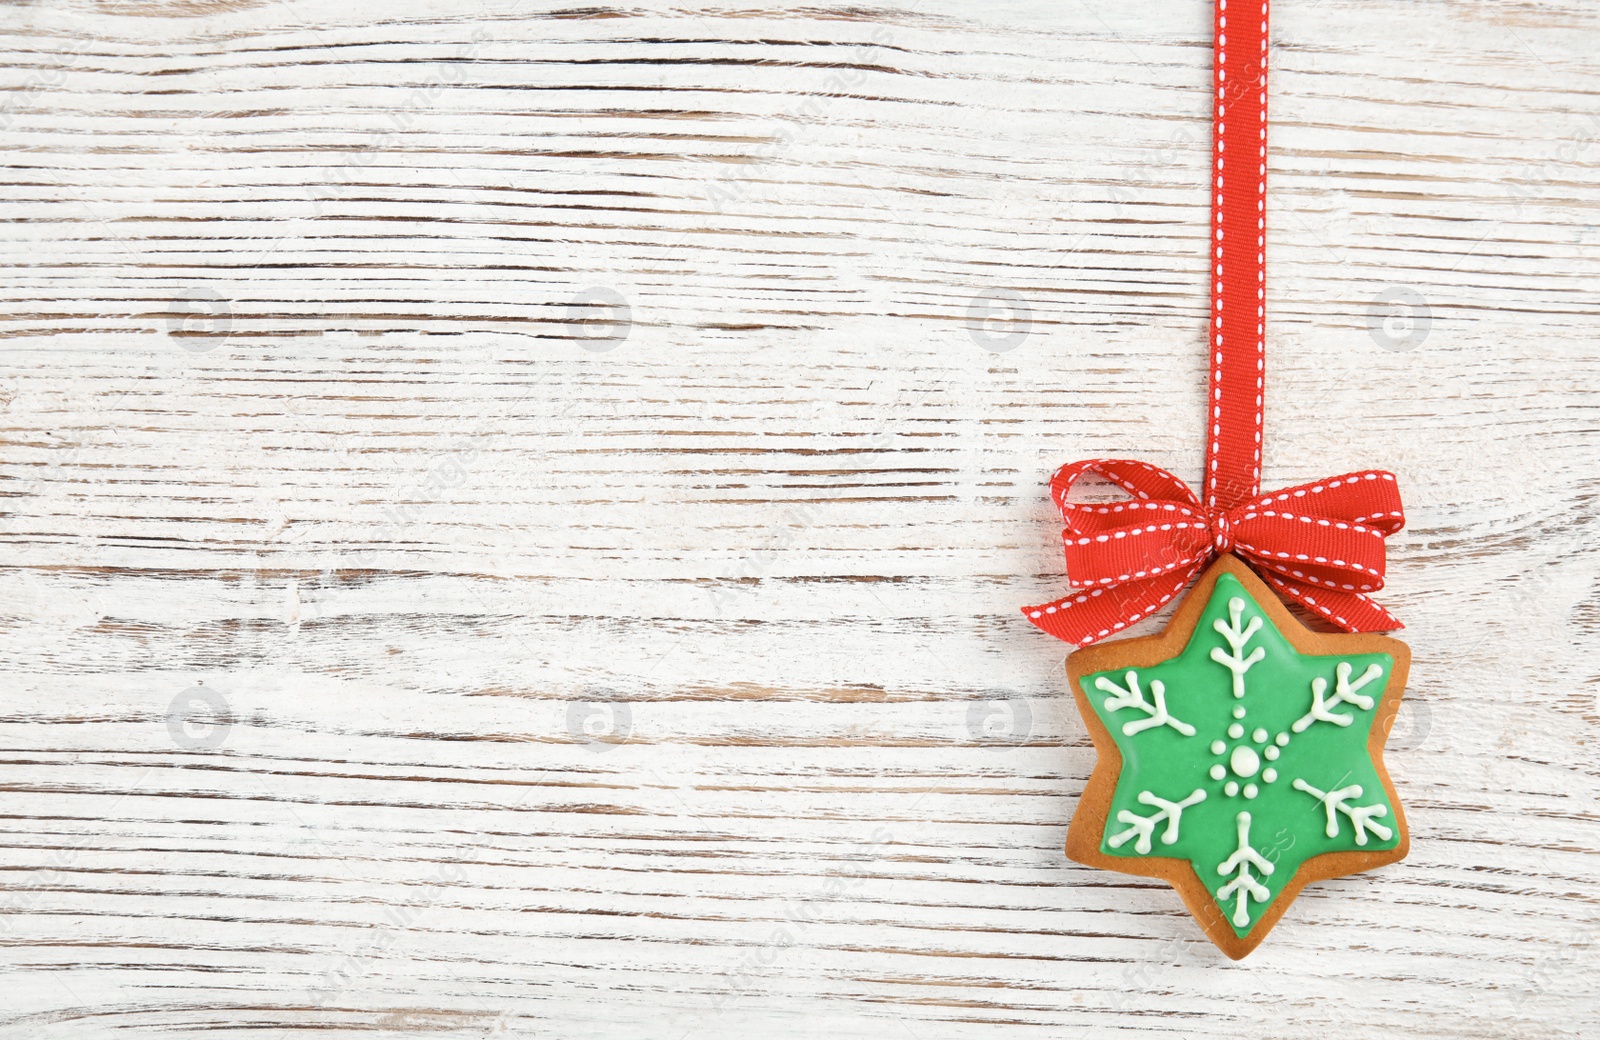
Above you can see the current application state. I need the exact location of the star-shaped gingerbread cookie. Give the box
[1066,555,1410,958]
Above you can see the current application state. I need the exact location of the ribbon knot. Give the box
[1211,512,1234,555]
[1023,459,1405,647]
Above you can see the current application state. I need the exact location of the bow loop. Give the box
[1025,460,1404,646]
[1050,458,1201,515]
[1229,510,1388,592]
[1238,471,1405,536]
[1052,460,1214,590]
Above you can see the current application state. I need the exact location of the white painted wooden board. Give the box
[1,0,1597,1035]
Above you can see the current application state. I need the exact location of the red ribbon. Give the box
[1022,0,1406,647]
[1022,460,1404,647]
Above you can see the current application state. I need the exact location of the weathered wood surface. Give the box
[1,0,1597,1036]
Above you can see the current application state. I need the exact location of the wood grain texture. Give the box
[1,0,1597,1036]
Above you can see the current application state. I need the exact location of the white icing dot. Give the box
[1264,746,1280,761]
[1275,732,1290,747]
[1210,764,1227,781]
[1225,781,1239,797]
[1211,740,1227,755]
[1243,783,1259,799]
[1228,723,1244,739]
[1252,727,1268,744]
[1232,705,1246,719]
[1230,744,1261,778]
[1262,767,1278,783]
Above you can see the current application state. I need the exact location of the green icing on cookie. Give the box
[1080,573,1398,936]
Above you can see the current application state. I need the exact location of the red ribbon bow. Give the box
[1022,459,1404,647]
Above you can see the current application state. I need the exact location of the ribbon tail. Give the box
[1259,571,1403,634]
[1023,568,1199,647]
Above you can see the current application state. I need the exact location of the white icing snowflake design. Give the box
[1090,576,1400,933]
